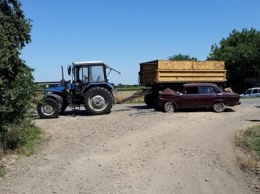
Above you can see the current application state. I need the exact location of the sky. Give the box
[19,0,260,85]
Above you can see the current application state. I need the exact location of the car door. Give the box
[197,86,216,107]
[251,88,259,97]
[257,88,260,97]
[179,86,199,107]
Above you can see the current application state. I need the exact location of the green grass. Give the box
[235,124,260,160]
[19,125,42,156]
[0,125,42,177]
[235,124,260,172]
[0,165,6,177]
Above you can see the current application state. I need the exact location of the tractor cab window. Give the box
[82,67,89,83]
[89,65,105,82]
[74,66,89,83]
[74,67,81,82]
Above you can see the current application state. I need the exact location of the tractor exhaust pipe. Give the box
[61,66,65,85]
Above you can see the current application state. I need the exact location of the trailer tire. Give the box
[37,98,59,118]
[144,93,159,108]
[84,87,113,115]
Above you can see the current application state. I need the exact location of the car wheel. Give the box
[164,102,175,113]
[213,102,226,113]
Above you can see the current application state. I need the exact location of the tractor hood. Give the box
[44,86,66,92]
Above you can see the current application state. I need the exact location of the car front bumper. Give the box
[235,101,241,105]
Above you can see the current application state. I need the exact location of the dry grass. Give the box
[235,125,260,174]
[114,91,144,103]
[239,159,260,173]
[36,90,144,104]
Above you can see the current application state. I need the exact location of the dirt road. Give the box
[0,100,259,194]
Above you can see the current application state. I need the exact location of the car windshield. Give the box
[245,89,252,94]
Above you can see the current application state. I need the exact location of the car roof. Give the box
[183,83,218,87]
[247,87,260,90]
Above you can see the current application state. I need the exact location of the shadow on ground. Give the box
[125,105,236,113]
[244,119,260,122]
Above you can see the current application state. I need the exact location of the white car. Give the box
[240,87,260,98]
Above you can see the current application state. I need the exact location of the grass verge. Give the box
[19,125,42,156]
[0,125,42,177]
[235,124,260,173]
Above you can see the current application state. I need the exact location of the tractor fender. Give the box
[84,82,114,93]
[44,93,63,105]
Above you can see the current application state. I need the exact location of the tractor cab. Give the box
[68,61,109,95]
[67,61,120,94]
[68,61,107,84]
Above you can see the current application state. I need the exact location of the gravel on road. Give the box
[0,101,260,194]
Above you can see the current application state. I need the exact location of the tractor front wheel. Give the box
[37,98,59,118]
[84,87,113,115]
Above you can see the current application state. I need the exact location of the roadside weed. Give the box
[235,125,260,172]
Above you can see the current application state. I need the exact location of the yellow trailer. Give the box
[139,60,226,86]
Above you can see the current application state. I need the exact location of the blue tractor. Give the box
[37,61,120,118]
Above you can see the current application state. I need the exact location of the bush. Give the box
[0,117,41,153]
[0,0,38,152]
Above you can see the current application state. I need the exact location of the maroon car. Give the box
[157,83,241,113]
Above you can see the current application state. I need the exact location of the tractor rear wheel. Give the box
[84,87,113,115]
[37,98,59,118]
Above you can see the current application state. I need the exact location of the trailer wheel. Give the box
[84,87,113,115]
[164,102,175,113]
[144,93,159,108]
[37,98,59,118]
[213,102,226,113]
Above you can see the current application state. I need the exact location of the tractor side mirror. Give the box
[67,66,71,75]
[68,66,74,75]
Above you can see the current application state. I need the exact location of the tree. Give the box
[168,54,197,61]
[0,0,36,149]
[208,28,260,92]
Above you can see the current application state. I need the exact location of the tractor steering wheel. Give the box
[83,75,88,82]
